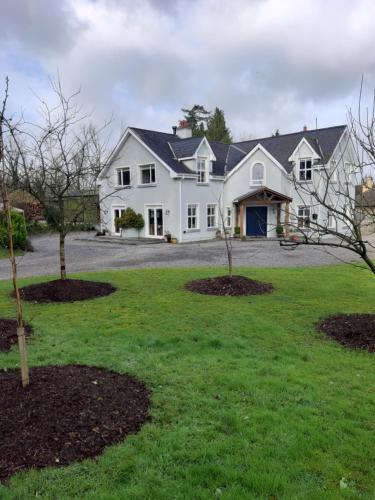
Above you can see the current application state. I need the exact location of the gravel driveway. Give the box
[0,232,362,280]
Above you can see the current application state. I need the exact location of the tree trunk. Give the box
[4,188,29,387]
[59,231,67,280]
[361,249,375,274]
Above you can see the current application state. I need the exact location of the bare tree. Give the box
[286,92,375,274]
[6,78,110,280]
[218,201,233,277]
[0,78,29,387]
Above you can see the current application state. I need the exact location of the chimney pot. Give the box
[172,126,177,135]
[303,125,308,132]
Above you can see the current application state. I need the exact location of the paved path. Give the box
[0,232,362,280]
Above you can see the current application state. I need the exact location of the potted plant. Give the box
[165,232,172,243]
[234,226,241,238]
[171,237,178,244]
[276,224,284,238]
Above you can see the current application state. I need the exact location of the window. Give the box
[139,164,156,185]
[187,204,199,229]
[330,160,337,183]
[250,162,265,186]
[225,206,232,227]
[207,204,217,228]
[116,167,130,186]
[298,206,311,228]
[197,157,207,184]
[299,159,312,181]
[327,211,336,230]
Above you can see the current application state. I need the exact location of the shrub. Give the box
[0,211,27,250]
[276,224,284,236]
[117,208,145,234]
[234,226,241,235]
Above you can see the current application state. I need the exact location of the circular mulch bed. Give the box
[0,319,32,353]
[317,313,375,352]
[15,279,116,303]
[185,275,274,296]
[0,365,150,483]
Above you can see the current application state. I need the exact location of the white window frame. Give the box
[139,163,156,185]
[206,203,218,229]
[112,205,126,235]
[329,160,337,183]
[250,162,265,186]
[116,167,131,187]
[225,206,232,228]
[299,158,312,182]
[187,203,199,230]
[297,206,311,229]
[327,211,336,230]
[197,157,208,184]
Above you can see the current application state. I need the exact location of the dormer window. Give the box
[197,157,207,184]
[299,158,312,181]
[250,162,265,186]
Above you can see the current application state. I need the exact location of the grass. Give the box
[0,264,374,499]
[0,248,23,259]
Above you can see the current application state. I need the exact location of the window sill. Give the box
[185,228,200,233]
[196,183,209,186]
[137,183,157,188]
[207,227,218,231]
[115,185,132,189]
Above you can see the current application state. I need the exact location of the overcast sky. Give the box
[2,0,375,141]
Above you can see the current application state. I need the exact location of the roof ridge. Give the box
[234,124,347,146]
[130,126,178,138]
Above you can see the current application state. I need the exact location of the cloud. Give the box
[1,0,375,139]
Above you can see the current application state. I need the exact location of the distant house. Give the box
[97,122,356,242]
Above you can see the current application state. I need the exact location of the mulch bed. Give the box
[0,319,32,353]
[185,275,274,296]
[317,313,375,352]
[0,365,150,483]
[15,279,116,303]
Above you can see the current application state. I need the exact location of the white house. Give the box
[97,123,356,241]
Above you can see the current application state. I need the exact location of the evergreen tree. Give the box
[181,105,210,136]
[272,129,280,137]
[206,107,232,143]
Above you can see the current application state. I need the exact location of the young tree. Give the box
[206,107,232,143]
[181,105,210,136]
[272,129,280,137]
[0,78,29,387]
[287,96,375,274]
[7,79,109,280]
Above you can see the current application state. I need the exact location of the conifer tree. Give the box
[206,107,232,143]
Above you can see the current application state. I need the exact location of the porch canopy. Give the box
[233,186,292,237]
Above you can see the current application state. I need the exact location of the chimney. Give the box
[303,125,308,132]
[176,119,192,139]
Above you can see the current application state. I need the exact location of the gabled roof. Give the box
[105,125,347,179]
[234,125,346,174]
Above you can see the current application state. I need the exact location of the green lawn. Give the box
[0,248,23,259]
[0,265,374,499]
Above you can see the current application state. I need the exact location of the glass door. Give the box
[113,207,125,235]
[147,206,163,237]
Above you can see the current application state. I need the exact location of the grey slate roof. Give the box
[130,125,346,177]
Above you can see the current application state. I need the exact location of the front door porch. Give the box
[234,187,292,238]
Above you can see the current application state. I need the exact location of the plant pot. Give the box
[171,238,178,244]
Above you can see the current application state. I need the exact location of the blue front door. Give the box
[246,206,268,236]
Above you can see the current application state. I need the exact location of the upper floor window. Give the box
[197,157,207,183]
[139,164,156,185]
[207,204,217,228]
[250,162,265,186]
[187,204,199,229]
[116,167,130,187]
[330,160,337,183]
[299,159,312,181]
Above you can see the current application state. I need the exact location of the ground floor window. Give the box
[297,206,311,228]
[113,206,126,234]
[187,204,199,229]
[225,206,232,227]
[207,204,217,228]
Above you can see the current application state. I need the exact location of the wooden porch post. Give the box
[239,203,244,237]
[276,203,281,227]
[284,201,290,239]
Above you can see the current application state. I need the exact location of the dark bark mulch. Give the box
[317,313,375,352]
[0,319,32,353]
[0,365,150,483]
[15,279,116,303]
[185,275,274,296]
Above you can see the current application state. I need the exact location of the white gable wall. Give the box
[99,134,180,238]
